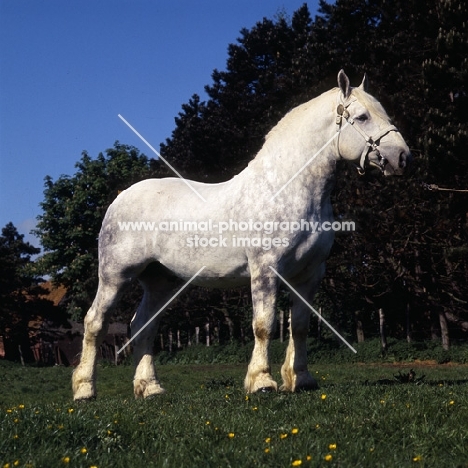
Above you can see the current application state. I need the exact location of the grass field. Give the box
[1,360,467,467]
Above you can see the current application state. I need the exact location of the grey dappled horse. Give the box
[73,70,411,400]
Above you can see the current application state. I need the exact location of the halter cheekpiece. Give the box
[336,95,399,175]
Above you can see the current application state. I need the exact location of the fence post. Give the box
[205,323,210,347]
[379,308,387,351]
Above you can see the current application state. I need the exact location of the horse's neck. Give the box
[233,91,338,210]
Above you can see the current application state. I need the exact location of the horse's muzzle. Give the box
[378,148,412,176]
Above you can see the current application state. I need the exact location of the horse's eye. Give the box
[356,114,368,122]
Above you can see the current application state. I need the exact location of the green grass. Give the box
[1,361,468,467]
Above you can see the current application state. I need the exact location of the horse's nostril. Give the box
[399,151,409,168]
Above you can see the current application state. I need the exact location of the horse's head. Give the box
[335,70,411,175]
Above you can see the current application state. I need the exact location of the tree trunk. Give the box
[195,326,199,345]
[214,323,219,345]
[168,329,173,352]
[18,344,25,366]
[177,329,182,349]
[379,308,387,351]
[439,310,450,350]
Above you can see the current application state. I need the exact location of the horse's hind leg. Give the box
[73,277,128,400]
[132,273,181,398]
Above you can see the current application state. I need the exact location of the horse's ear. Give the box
[337,69,351,99]
[359,73,369,92]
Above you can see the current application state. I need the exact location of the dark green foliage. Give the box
[33,143,162,319]
[33,1,468,341]
[0,223,58,360]
[159,0,468,341]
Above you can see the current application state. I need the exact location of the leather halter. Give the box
[336,96,399,175]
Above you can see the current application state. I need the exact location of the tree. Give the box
[0,223,47,360]
[159,1,468,342]
[34,143,162,320]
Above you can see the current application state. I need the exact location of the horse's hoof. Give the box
[257,386,276,393]
[74,395,96,403]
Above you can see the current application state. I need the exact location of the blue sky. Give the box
[0,0,319,247]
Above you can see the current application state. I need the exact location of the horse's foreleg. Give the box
[73,280,126,400]
[280,277,320,392]
[244,272,278,393]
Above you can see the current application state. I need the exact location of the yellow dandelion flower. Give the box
[306,455,312,461]
[68,408,74,414]
[324,454,333,462]
[4,463,10,468]
[329,443,337,450]
[13,462,19,467]
[228,432,235,439]
[280,433,288,439]
[413,455,422,462]
[90,466,98,468]
[80,447,87,454]
[315,424,320,429]
[252,407,258,411]
[264,448,270,453]
[13,434,19,439]
[6,409,12,413]
[225,394,230,399]
[449,400,455,405]
[291,428,299,434]
[292,460,302,466]
[380,399,385,404]
[321,394,327,400]
[18,405,25,409]
[58,425,64,430]
[62,457,70,464]
[13,418,19,423]
[369,447,375,452]
[114,420,118,424]
[107,430,112,435]
[206,421,210,425]
[265,437,271,443]
[245,395,249,401]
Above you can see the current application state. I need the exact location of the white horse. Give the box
[73,70,410,400]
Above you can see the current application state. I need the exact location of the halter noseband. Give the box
[336,96,399,175]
